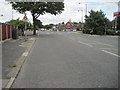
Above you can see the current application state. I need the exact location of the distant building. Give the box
[64,20,73,31]
[52,25,58,30]
[57,20,81,31]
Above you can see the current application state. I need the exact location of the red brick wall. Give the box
[1,23,16,41]
[0,24,2,41]
[7,25,11,38]
[2,24,6,40]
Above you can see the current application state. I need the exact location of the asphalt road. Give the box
[12,31,118,88]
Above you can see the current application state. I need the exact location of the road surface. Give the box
[12,31,118,88]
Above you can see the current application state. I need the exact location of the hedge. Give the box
[106,29,116,35]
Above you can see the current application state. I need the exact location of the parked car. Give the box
[73,29,77,32]
[115,30,120,35]
[90,30,93,35]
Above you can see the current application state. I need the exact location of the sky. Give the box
[0,0,119,25]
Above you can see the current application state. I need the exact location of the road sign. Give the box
[113,11,120,16]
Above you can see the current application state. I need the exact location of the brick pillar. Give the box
[10,25,12,38]
[6,24,8,39]
[0,23,2,41]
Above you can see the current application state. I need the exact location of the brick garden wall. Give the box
[0,23,17,42]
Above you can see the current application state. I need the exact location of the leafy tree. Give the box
[62,22,64,24]
[7,19,24,26]
[43,24,53,30]
[10,2,64,35]
[7,19,33,35]
[7,19,32,29]
[110,16,120,31]
[34,19,43,28]
[85,10,110,35]
[73,22,79,24]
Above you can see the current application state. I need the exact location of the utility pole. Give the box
[78,10,83,23]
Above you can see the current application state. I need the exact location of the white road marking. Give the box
[22,52,29,56]
[101,48,118,50]
[69,37,93,47]
[68,35,113,48]
[92,41,113,47]
[101,43,113,47]
[0,79,2,90]
[90,42,113,47]
[19,45,24,47]
[69,37,75,40]
[69,36,113,47]
[5,77,15,88]
[78,41,93,47]
[102,50,120,57]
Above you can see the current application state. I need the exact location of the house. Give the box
[58,20,81,31]
[64,20,73,31]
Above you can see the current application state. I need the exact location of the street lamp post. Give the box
[79,3,88,16]
[78,10,84,30]
[0,14,3,17]
[78,10,83,23]
[0,14,3,23]
[81,10,83,23]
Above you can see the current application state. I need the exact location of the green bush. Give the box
[83,29,92,34]
[77,28,80,31]
[106,29,115,35]
[97,30,104,35]
[96,26,105,35]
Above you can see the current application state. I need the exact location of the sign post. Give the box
[113,1,120,31]
[23,13,28,41]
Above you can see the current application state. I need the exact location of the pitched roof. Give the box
[65,21,73,28]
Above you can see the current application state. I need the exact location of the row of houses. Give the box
[0,23,17,42]
[52,20,82,31]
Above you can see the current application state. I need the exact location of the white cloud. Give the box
[0,0,119,24]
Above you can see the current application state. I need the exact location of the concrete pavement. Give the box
[11,31,118,88]
[2,32,36,88]
[2,36,26,88]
